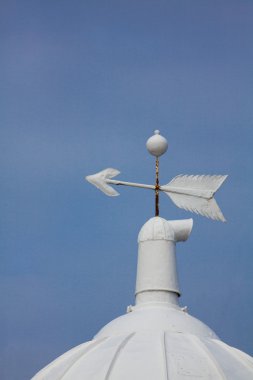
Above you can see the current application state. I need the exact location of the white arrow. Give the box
[85,168,227,222]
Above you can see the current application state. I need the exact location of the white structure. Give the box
[86,131,227,221]
[32,217,253,379]
[32,132,253,379]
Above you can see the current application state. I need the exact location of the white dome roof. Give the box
[32,218,253,379]
[32,304,253,379]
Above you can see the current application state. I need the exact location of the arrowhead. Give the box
[86,168,120,196]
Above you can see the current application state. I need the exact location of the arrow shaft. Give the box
[107,180,213,199]
[106,179,155,191]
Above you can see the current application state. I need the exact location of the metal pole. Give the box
[155,157,159,216]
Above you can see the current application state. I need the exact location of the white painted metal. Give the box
[161,174,228,199]
[135,217,193,305]
[106,178,155,190]
[32,132,250,379]
[32,308,253,380]
[86,170,227,221]
[32,217,253,380]
[161,174,227,222]
[85,168,121,196]
[146,130,168,157]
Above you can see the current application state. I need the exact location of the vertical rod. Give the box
[155,157,159,216]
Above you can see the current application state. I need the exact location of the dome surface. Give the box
[32,304,253,379]
[32,217,253,379]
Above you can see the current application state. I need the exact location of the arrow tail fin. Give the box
[166,174,228,197]
[165,191,226,222]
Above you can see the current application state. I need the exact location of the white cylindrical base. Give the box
[135,217,193,307]
[135,240,180,304]
[135,290,179,306]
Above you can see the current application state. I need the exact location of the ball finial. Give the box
[146,130,168,157]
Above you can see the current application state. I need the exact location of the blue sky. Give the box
[1,1,253,379]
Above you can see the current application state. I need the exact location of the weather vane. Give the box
[86,130,227,221]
